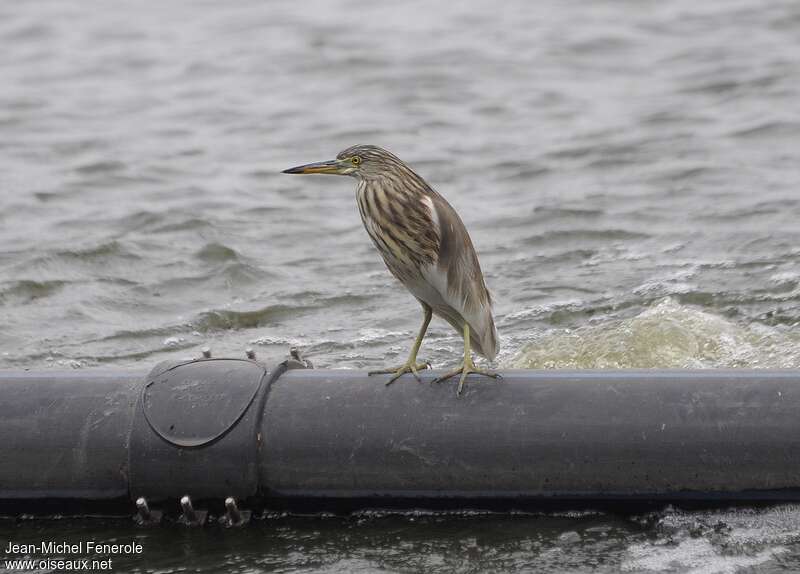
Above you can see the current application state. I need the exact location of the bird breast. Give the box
[355,179,440,281]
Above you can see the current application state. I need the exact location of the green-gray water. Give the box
[2,0,800,571]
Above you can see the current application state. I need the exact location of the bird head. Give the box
[282,145,403,180]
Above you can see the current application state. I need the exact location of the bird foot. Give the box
[431,362,500,396]
[369,361,431,386]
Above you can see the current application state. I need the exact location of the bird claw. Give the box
[432,363,499,396]
[368,362,430,386]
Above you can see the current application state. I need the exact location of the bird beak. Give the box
[282,159,348,175]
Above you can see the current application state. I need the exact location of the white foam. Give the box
[623,537,783,573]
[512,297,800,369]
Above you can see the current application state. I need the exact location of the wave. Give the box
[623,505,800,573]
[0,279,67,305]
[522,229,649,246]
[193,304,300,332]
[194,242,240,263]
[511,298,800,369]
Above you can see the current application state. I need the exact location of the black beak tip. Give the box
[282,167,299,174]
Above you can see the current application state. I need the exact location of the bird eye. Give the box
[351,156,362,166]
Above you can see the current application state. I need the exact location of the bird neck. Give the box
[357,170,430,200]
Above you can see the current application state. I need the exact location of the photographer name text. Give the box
[5,540,143,555]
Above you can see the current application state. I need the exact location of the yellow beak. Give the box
[282,159,347,175]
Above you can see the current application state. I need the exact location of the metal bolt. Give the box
[180,495,197,523]
[201,347,211,359]
[136,497,151,521]
[246,348,256,360]
[225,497,242,525]
[287,346,312,369]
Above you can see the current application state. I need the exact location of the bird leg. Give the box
[432,323,499,395]
[369,305,432,386]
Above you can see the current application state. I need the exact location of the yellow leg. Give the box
[369,305,432,386]
[431,323,499,395]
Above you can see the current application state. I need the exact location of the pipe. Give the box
[264,369,800,500]
[2,358,800,511]
[0,370,140,500]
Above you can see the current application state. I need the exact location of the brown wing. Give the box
[429,191,498,360]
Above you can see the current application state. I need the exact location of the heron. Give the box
[283,145,498,395]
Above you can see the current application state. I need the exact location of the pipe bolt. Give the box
[136,497,150,521]
[225,497,242,524]
[181,495,197,523]
[133,496,161,526]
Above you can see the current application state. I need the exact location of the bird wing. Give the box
[421,192,498,360]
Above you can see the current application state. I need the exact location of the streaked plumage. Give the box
[342,145,498,360]
[283,144,498,393]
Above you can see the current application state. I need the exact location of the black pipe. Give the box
[0,370,140,500]
[2,358,800,511]
[263,369,800,501]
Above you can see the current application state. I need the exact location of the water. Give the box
[3,507,800,573]
[2,0,800,571]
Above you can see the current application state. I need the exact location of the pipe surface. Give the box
[263,369,800,499]
[0,371,141,499]
[2,365,800,506]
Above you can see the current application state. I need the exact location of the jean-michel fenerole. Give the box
[4,540,143,555]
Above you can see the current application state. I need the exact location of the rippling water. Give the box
[3,506,800,574]
[2,0,800,571]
